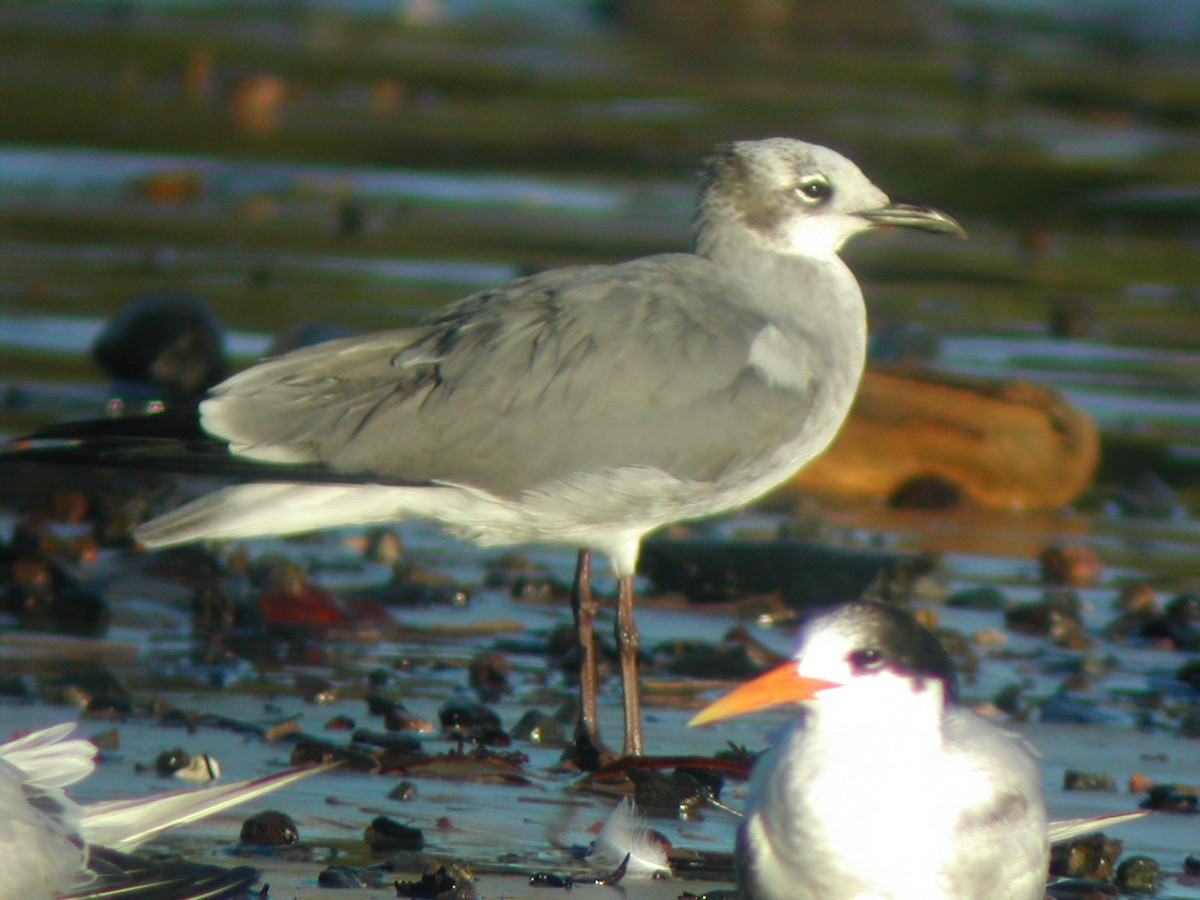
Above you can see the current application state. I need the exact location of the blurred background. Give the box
[2,0,1198,500]
[3,3,1200,895]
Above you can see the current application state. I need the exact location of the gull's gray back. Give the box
[202,251,859,502]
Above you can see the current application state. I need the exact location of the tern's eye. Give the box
[793,175,832,205]
[849,647,886,673]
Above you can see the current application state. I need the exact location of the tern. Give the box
[690,601,1049,900]
[0,722,328,900]
[5,139,963,756]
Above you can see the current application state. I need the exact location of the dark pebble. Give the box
[528,872,573,889]
[155,747,192,777]
[366,693,406,717]
[1063,770,1117,792]
[296,674,338,704]
[290,738,380,772]
[1050,833,1125,880]
[945,585,1008,611]
[626,769,709,818]
[439,701,510,746]
[1140,784,1200,813]
[318,865,386,888]
[364,815,424,852]
[659,641,762,680]
[388,780,418,801]
[92,291,226,403]
[1039,545,1102,587]
[240,810,300,846]
[352,729,424,754]
[396,865,475,900]
[468,650,513,703]
[510,709,566,744]
[1114,856,1160,894]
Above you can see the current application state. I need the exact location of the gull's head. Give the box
[693,138,964,259]
[689,601,958,727]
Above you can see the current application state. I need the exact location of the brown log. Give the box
[785,366,1099,510]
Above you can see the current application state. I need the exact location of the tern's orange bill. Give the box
[688,663,841,727]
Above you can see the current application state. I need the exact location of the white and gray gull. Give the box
[8,139,964,756]
[690,601,1049,900]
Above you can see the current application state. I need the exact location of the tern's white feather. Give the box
[587,797,671,878]
[1046,811,1150,844]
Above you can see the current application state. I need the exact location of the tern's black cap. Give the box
[803,600,960,703]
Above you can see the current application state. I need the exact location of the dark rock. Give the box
[558,722,613,772]
[290,738,380,773]
[1006,595,1092,649]
[993,683,1031,721]
[364,815,424,852]
[1110,471,1186,519]
[528,872,573,888]
[396,865,475,900]
[44,670,132,712]
[468,651,512,703]
[351,730,424,755]
[296,674,338,704]
[240,810,300,846]
[367,693,406,717]
[1114,856,1160,894]
[1039,545,1102,587]
[388,780,418,801]
[1063,771,1117,792]
[510,710,566,744]
[154,747,192,777]
[1050,833,1125,880]
[1140,784,1200,813]
[658,641,762,680]
[318,865,387,888]
[345,562,470,608]
[626,769,710,818]
[438,701,509,746]
[1167,592,1200,625]
[1,546,110,638]
[639,537,931,608]
[945,586,1008,611]
[92,292,226,406]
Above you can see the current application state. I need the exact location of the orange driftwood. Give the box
[785,366,1099,510]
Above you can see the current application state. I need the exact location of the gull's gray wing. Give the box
[202,254,823,498]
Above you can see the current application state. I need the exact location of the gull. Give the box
[6,139,963,756]
[0,722,328,900]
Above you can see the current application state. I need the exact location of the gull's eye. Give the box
[793,175,832,205]
[849,647,885,673]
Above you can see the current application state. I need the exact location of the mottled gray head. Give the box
[693,138,963,258]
